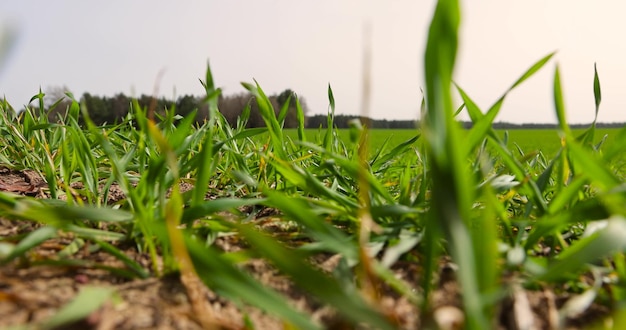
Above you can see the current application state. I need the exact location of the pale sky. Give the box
[0,1,624,124]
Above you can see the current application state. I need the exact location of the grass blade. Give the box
[422,0,491,328]
[186,236,321,330]
[42,286,116,330]
[539,217,626,281]
[1,226,57,265]
[593,63,601,121]
[508,52,556,91]
[234,223,396,330]
[324,84,336,151]
[553,65,571,137]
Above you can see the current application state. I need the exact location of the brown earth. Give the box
[0,168,614,329]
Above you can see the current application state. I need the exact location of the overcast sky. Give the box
[0,1,624,124]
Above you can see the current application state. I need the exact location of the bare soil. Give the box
[0,168,613,329]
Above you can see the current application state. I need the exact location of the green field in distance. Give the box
[282,127,621,158]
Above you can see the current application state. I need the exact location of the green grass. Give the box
[283,128,419,152]
[2,0,626,328]
[284,127,622,159]
[502,128,617,156]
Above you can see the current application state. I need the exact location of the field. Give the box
[285,127,621,158]
[4,0,626,329]
[498,128,618,157]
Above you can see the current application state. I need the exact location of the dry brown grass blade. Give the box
[512,283,536,330]
[180,271,242,330]
[354,21,387,317]
[168,183,241,329]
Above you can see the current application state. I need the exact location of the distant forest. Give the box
[20,88,626,129]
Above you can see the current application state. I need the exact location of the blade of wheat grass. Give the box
[41,286,116,330]
[185,235,321,330]
[235,222,396,330]
[422,1,491,328]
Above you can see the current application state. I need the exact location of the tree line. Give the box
[17,87,623,129]
[306,114,417,129]
[30,87,422,129]
[31,87,310,128]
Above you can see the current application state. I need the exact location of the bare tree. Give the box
[44,85,73,121]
